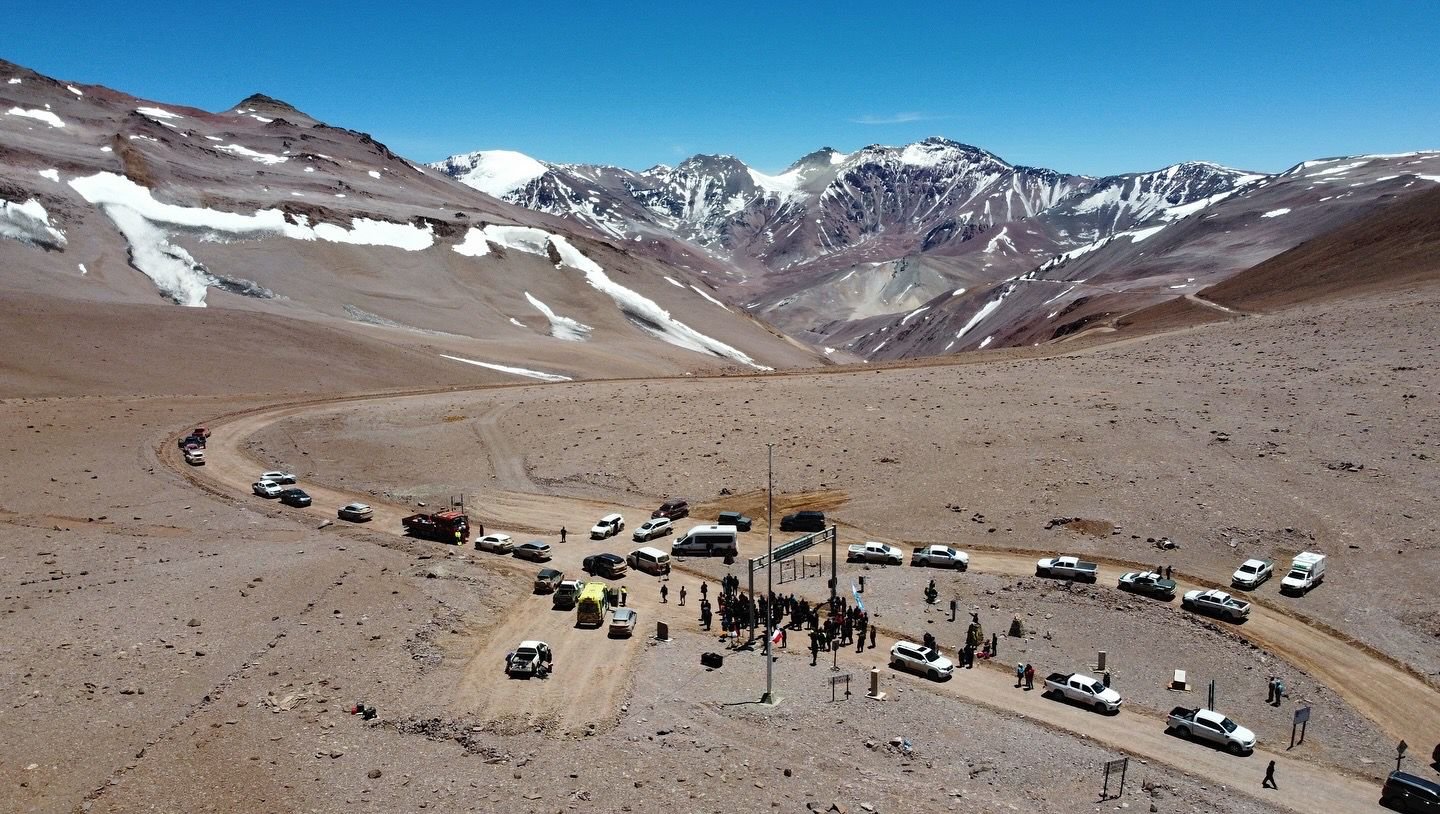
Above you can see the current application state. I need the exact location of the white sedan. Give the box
[259,470,297,485]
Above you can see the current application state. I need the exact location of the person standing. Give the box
[810,630,820,666]
[1266,677,1276,704]
[620,586,628,607]
[1262,760,1278,789]
[679,585,687,606]
[1103,670,1112,688]
[700,582,708,601]
[856,616,867,653]
[868,624,877,650]
[660,584,668,604]
[1024,663,1035,690]
[560,526,567,543]
[1016,661,1026,688]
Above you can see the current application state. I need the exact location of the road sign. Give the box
[1101,757,1129,799]
[1294,706,1312,724]
[829,673,852,702]
[1290,705,1311,748]
[1397,739,1409,772]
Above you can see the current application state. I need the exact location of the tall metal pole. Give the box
[764,443,775,703]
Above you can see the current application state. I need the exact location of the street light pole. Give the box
[763,442,775,704]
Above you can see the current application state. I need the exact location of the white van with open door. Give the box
[627,546,672,575]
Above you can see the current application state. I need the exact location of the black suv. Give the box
[277,488,312,508]
[779,510,826,532]
[582,553,628,578]
[1382,771,1440,812]
[717,511,753,532]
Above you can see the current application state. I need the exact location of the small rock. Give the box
[186,618,201,627]
[367,769,382,779]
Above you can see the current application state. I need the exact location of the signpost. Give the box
[1290,705,1311,749]
[1100,757,1128,800]
[1397,740,1408,773]
[829,673,852,702]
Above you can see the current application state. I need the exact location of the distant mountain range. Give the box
[433,142,1440,355]
[2,56,1438,378]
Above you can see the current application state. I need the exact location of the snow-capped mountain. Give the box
[0,59,818,386]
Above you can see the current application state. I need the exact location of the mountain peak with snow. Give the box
[429,149,549,199]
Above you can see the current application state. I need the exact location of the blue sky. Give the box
[5,1,1438,175]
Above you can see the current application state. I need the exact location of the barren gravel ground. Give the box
[4,285,1438,814]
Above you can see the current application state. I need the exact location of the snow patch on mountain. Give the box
[7,107,66,128]
[67,172,434,304]
[439,354,572,382]
[438,150,549,198]
[137,106,181,120]
[38,169,59,182]
[1262,208,1291,218]
[215,143,288,165]
[0,197,67,249]
[524,292,592,341]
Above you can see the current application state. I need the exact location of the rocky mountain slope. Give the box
[438,142,1440,357]
[0,60,819,394]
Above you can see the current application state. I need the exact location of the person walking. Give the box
[560,526,567,543]
[660,584,668,603]
[1024,663,1035,690]
[1016,661,1026,688]
[1262,760,1278,789]
[679,585,687,606]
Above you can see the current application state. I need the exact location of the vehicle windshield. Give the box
[1287,570,1306,579]
[1219,717,1237,732]
[1239,565,1257,574]
[923,649,941,661]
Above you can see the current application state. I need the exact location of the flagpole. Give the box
[763,442,775,704]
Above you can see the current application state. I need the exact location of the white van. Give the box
[670,524,739,558]
[1280,552,1326,594]
[627,546,672,575]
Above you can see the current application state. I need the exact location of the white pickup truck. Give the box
[1035,555,1099,583]
[847,542,903,565]
[1043,672,1122,713]
[1230,558,1273,589]
[1181,589,1251,622]
[911,545,969,570]
[1280,551,1326,594]
[1167,707,1257,754]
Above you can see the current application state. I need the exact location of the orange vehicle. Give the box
[402,510,470,544]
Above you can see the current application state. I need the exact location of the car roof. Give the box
[634,546,668,557]
[343,502,370,509]
[517,640,546,649]
[1389,772,1440,793]
[612,607,636,619]
[485,533,512,540]
[660,499,686,506]
[595,553,623,561]
[598,512,622,521]
[642,517,670,526]
[522,540,549,547]
[538,568,562,576]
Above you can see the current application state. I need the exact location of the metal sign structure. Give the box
[1397,739,1408,772]
[1101,757,1128,799]
[1290,705,1311,748]
[751,526,836,572]
[829,673,852,702]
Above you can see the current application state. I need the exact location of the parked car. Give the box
[1117,571,1177,600]
[277,488,311,508]
[337,502,373,522]
[1166,707,1256,754]
[505,640,552,678]
[533,568,564,594]
[717,510,752,532]
[627,546,672,575]
[251,479,282,498]
[1043,672,1123,713]
[1382,771,1440,812]
[191,425,211,439]
[590,513,625,540]
[553,580,585,609]
[178,433,206,449]
[183,448,206,466]
[888,641,954,680]
[513,541,552,562]
[779,510,826,532]
[1182,589,1251,622]
[583,553,628,579]
[259,470,296,485]
[652,499,689,520]
[1035,555,1099,582]
[847,542,904,565]
[632,517,673,542]
[475,533,515,554]
[609,607,638,638]
[1231,558,1274,590]
[911,545,969,570]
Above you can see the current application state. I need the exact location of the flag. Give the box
[852,583,865,612]
[769,627,784,645]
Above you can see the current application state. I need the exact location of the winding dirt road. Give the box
[166,384,1438,813]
